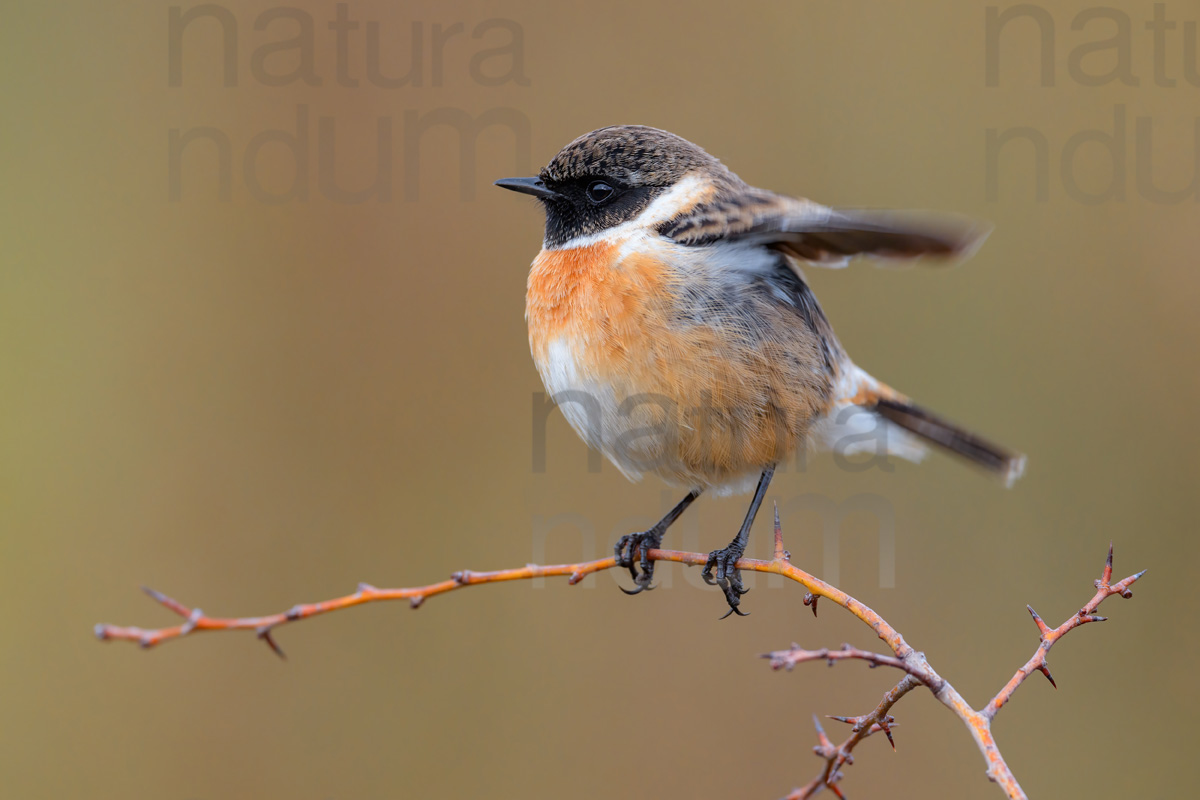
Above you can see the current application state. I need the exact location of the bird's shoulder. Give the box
[657,179,827,248]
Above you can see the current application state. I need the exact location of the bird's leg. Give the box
[702,465,775,618]
[615,490,701,594]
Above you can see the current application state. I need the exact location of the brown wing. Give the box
[658,187,990,266]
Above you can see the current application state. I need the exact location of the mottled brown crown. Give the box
[538,125,729,187]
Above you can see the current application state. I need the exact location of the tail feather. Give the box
[873,396,1026,487]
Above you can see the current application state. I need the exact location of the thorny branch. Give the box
[784,676,923,800]
[95,508,1145,800]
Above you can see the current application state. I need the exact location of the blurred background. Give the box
[2,1,1196,797]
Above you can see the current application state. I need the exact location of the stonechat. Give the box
[497,125,1024,616]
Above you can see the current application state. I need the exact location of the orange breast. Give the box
[525,239,830,491]
[527,241,673,369]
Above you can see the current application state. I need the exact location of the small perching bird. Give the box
[497,125,1024,616]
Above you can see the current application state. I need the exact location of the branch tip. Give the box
[811,713,835,753]
[1118,568,1148,597]
[1027,605,1050,637]
[141,585,167,603]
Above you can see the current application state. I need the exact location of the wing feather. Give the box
[658,187,989,267]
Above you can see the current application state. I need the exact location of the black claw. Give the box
[705,544,751,617]
[612,490,701,597]
[701,466,774,619]
[614,530,663,594]
[715,578,749,617]
[619,574,655,595]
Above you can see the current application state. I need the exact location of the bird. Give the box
[495,125,1024,616]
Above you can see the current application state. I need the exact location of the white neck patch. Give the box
[544,173,712,251]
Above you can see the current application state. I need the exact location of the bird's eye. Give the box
[586,180,616,204]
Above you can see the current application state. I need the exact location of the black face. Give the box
[536,175,663,248]
[496,125,729,248]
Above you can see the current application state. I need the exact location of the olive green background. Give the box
[3,1,1197,798]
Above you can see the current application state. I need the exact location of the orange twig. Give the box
[766,538,1146,799]
[983,543,1145,719]
[95,508,1145,800]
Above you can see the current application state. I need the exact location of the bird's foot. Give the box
[702,544,750,618]
[614,529,663,595]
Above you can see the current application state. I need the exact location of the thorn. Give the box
[141,586,169,604]
[256,626,287,660]
[357,582,378,594]
[1082,614,1108,623]
[772,502,786,561]
[827,715,855,726]
[285,605,304,621]
[804,592,819,617]
[1027,605,1050,637]
[883,726,895,751]
[1037,662,1056,689]
[140,586,191,618]
[409,595,424,609]
[451,570,471,585]
[567,570,584,585]
[812,714,835,753]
